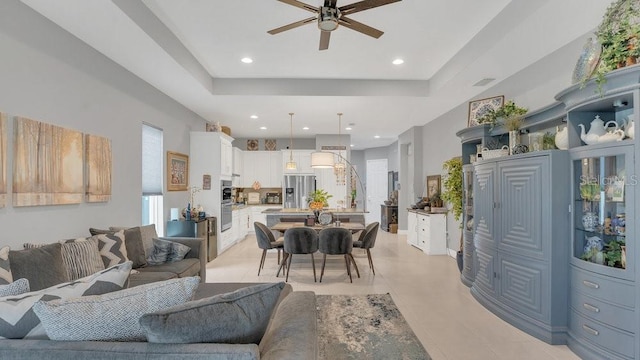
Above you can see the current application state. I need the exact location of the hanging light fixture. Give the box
[334,113,346,185]
[285,112,297,170]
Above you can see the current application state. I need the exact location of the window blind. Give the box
[142,124,163,196]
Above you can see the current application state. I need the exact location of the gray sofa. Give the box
[90,225,207,287]
[0,283,318,359]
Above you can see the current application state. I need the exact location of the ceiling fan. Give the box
[268,0,402,50]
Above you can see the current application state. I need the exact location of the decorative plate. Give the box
[247,139,259,151]
[318,212,333,226]
[571,37,601,84]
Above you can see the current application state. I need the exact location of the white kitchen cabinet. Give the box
[220,138,233,177]
[232,147,243,187]
[243,151,282,188]
[248,205,281,233]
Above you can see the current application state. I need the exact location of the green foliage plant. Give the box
[476,100,528,129]
[441,157,463,224]
[308,189,332,207]
[542,132,557,150]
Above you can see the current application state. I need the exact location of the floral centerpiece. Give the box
[308,189,332,210]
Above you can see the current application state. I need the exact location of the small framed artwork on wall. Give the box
[468,95,504,127]
[167,151,189,191]
[426,175,441,199]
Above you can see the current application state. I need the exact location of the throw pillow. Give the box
[89,227,147,269]
[0,261,131,339]
[139,282,286,344]
[9,243,68,291]
[0,246,12,285]
[91,230,129,268]
[167,240,191,263]
[0,278,30,297]
[111,224,157,259]
[59,238,105,280]
[147,238,191,265]
[33,276,200,341]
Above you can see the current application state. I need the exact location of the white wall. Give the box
[0,1,205,247]
[419,32,593,252]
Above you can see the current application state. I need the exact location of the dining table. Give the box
[270,222,364,233]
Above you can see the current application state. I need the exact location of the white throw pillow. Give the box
[0,261,131,339]
[33,276,200,341]
[0,278,30,297]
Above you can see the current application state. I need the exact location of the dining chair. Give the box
[352,222,380,275]
[318,227,360,283]
[254,222,284,276]
[278,227,319,282]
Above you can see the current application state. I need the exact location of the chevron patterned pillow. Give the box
[0,261,131,339]
[0,278,29,297]
[91,230,129,268]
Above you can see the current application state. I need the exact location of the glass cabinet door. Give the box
[572,145,634,278]
[463,166,474,231]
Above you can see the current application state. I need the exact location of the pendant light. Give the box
[285,112,297,170]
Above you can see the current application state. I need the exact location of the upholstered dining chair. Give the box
[318,227,360,283]
[254,222,284,276]
[278,227,319,282]
[352,222,380,275]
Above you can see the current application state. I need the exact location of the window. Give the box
[142,123,164,235]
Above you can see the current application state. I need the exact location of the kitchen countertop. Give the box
[263,208,367,214]
[231,204,282,211]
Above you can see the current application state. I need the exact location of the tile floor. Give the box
[206,230,580,360]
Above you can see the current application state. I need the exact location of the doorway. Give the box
[365,159,388,224]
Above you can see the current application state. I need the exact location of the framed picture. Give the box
[167,151,189,191]
[610,179,625,202]
[202,174,211,190]
[468,95,504,127]
[426,175,441,199]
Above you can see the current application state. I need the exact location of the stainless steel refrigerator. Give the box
[283,175,316,208]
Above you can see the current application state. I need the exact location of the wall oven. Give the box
[221,180,232,232]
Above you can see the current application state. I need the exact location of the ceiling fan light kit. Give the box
[269,0,402,50]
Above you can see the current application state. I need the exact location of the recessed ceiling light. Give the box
[260,126,267,130]
[345,127,352,131]
[241,57,253,64]
[350,144,354,147]
[250,115,258,119]
[392,58,404,65]
[473,78,495,86]
[374,135,380,139]
[302,127,309,130]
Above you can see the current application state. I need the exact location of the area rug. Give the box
[316,294,431,360]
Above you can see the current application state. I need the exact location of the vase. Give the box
[581,212,599,232]
[509,130,520,155]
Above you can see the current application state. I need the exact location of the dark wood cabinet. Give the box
[380,204,398,232]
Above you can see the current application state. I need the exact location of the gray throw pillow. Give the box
[33,276,200,341]
[0,278,30,297]
[111,224,158,259]
[91,231,129,268]
[0,246,12,285]
[0,262,131,339]
[9,243,68,291]
[59,238,105,280]
[89,227,147,269]
[139,282,286,344]
[147,238,191,265]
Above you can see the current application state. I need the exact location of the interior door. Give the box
[366,159,388,224]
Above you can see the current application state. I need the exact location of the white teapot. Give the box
[554,126,568,150]
[579,116,619,145]
[597,128,625,143]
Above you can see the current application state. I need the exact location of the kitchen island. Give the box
[263,208,366,227]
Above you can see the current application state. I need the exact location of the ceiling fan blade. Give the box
[339,0,401,16]
[268,16,316,35]
[339,16,384,38]
[319,31,331,50]
[278,0,318,13]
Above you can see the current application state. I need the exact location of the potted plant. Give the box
[476,100,528,129]
[308,189,332,210]
[441,157,464,271]
[590,0,640,91]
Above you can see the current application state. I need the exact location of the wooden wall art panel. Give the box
[85,134,112,202]
[12,117,83,206]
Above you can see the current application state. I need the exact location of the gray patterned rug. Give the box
[316,294,431,360]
